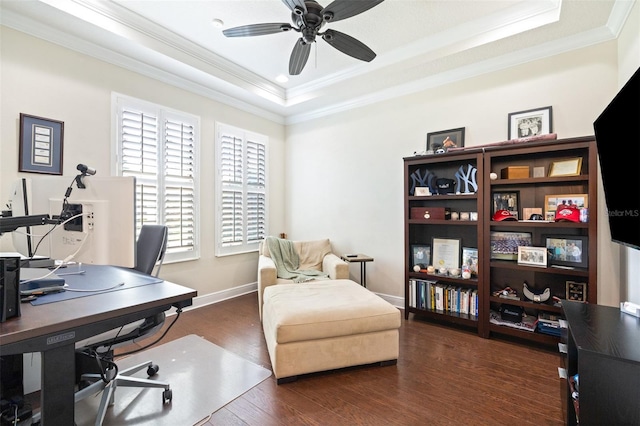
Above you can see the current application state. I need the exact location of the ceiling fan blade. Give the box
[289,38,311,75]
[281,0,307,15]
[223,23,292,37]
[322,29,376,62]
[321,0,384,23]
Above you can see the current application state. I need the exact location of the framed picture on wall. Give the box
[19,113,64,175]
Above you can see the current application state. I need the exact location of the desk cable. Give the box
[117,308,183,358]
[78,308,183,384]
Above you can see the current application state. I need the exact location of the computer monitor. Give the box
[10,176,136,267]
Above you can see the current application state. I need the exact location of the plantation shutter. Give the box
[219,134,244,246]
[216,124,268,256]
[116,95,199,262]
[164,118,196,253]
[120,108,160,229]
[246,139,266,243]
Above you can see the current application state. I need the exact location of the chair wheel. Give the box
[163,389,172,403]
[147,364,159,376]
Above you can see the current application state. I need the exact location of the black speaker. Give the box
[0,257,21,322]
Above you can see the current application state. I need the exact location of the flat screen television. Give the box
[9,176,136,267]
[593,66,640,250]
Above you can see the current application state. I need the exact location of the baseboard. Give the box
[168,281,258,315]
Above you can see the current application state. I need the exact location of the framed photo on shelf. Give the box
[426,127,465,153]
[19,113,64,175]
[543,194,588,221]
[492,191,520,219]
[549,157,583,177]
[507,106,552,139]
[411,245,430,269]
[566,281,587,302]
[431,237,461,269]
[462,247,479,276]
[490,231,532,261]
[544,235,588,269]
[517,246,547,267]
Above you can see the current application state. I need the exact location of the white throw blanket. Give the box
[265,236,329,283]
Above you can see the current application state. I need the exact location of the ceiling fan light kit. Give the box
[222,0,384,75]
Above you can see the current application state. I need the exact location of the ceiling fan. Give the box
[222,0,385,75]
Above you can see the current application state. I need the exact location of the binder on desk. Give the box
[19,268,65,295]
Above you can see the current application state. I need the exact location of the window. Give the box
[114,94,199,263]
[215,123,268,256]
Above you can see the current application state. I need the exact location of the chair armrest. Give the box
[258,255,277,320]
[323,253,349,280]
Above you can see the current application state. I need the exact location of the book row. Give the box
[409,279,478,316]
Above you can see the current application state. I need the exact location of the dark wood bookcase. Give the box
[403,136,598,345]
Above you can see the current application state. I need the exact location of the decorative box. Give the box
[499,304,524,322]
[410,207,451,221]
[501,166,530,179]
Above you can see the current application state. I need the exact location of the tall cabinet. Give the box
[403,136,598,345]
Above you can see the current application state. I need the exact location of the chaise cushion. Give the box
[262,279,400,344]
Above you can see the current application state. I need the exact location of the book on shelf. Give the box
[537,322,562,337]
[538,311,562,324]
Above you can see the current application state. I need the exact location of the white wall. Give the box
[286,41,623,305]
[0,27,286,298]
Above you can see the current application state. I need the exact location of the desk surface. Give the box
[1,279,196,353]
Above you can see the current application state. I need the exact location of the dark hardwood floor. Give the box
[139,292,565,425]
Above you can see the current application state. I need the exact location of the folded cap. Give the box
[492,209,517,221]
[529,213,545,220]
[555,205,581,222]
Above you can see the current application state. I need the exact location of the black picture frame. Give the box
[566,281,587,301]
[19,113,64,175]
[544,235,588,269]
[411,245,430,269]
[507,106,552,139]
[492,191,520,219]
[426,127,465,153]
[490,231,532,261]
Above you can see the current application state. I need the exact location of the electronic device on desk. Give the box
[7,166,137,268]
[19,268,66,296]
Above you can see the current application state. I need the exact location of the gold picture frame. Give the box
[548,157,583,177]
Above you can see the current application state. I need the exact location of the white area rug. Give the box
[75,334,272,425]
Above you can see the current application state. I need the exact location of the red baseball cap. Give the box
[555,205,581,222]
[492,209,517,221]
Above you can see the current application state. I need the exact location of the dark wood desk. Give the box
[0,274,196,425]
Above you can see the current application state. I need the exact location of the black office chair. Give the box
[74,225,170,425]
